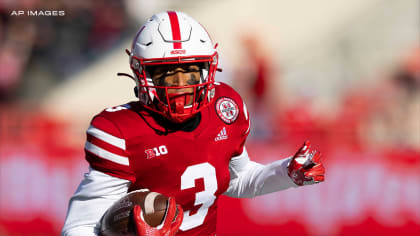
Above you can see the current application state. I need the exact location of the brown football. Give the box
[100,190,173,236]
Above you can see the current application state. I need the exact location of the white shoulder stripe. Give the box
[85,141,129,166]
[87,125,126,150]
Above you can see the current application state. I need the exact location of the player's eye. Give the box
[150,64,201,83]
[186,74,200,85]
[186,65,200,73]
[153,69,169,77]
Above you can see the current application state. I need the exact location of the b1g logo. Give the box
[145,145,168,159]
[215,97,239,124]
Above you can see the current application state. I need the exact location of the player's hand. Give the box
[287,141,325,186]
[133,197,183,236]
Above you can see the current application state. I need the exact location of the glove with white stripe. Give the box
[287,141,325,186]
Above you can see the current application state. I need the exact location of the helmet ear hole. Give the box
[131,58,141,70]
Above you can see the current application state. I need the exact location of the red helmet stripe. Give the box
[167,11,182,49]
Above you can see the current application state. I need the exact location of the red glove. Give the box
[287,141,325,186]
[133,198,184,236]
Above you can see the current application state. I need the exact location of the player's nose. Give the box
[172,71,189,86]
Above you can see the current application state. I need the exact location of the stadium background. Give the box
[0,0,419,235]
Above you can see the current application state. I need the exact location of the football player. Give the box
[62,11,325,236]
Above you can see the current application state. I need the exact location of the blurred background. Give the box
[0,0,419,235]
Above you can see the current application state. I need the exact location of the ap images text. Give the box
[11,10,65,16]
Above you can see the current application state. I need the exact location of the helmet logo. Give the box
[215,97,239,124]
[170,49,186,55]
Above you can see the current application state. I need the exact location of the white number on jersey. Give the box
[153,145,168,156]
[180,163,217,231]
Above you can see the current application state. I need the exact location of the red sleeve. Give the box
[239,99,250,151]
[217,83,251,157]
[232,99,250,157]
[84,115,136,183]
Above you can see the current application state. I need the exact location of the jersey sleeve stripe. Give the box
[87,125,126,150]
[85,153,136,183]
[85,141,129,166]
[87,135,128,157]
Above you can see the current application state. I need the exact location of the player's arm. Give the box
[63,115,136,235]
[224,148,295,198]
[224,90,325,198]
[224,141,325,198]
[223,97,297,198]
[62,168,131,236]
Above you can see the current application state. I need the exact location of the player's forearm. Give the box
[224,149,298,198]
[255,157,298,195]
[61,194,114,236]
[62,168,131,236]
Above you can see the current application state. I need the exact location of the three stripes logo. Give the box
[215,127,228,141]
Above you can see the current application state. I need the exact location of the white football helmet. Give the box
[125,11,219,123]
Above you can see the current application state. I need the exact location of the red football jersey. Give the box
[84,82,250,235]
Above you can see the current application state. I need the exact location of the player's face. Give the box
[150,64,201,106]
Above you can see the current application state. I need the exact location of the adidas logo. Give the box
[215,127,228,141]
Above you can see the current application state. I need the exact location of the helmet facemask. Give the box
[130,53,218,123]
[124,11,219,123]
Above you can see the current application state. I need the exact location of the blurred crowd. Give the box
[234,35,419,152]
[0,0,132,101]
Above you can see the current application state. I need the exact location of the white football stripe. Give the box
[144,192,160,214]
[85,141,129,166]
[87,125,126,150]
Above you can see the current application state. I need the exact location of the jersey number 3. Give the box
[180,163,217,231]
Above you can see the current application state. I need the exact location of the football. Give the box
[100,189,174,236]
